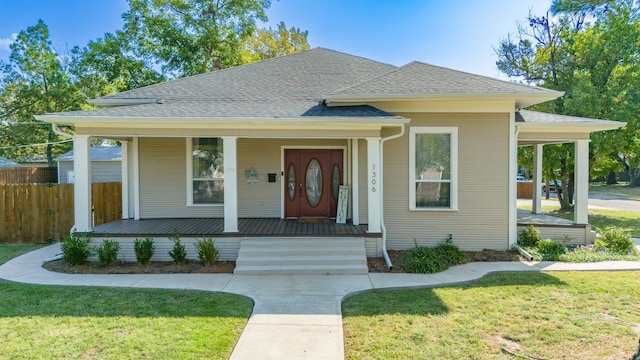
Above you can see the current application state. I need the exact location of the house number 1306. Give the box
[371,164,377,192]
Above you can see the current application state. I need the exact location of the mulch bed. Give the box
[43,249,522,274]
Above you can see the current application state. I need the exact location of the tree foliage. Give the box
[497,0,640,204]
[242,21,310,62]
[0,20,81,165]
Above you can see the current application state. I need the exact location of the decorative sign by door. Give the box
[336,185,348,224]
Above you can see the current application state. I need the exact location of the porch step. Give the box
[234,237,368,275]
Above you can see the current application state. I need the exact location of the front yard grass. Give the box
[0,244,45,265]
[343,271,640,360]
[590,183,640,201]
[518,204,640,238]
[0,245,253,359]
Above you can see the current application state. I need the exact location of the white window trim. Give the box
[409,126,458,211]
[186,137,224,207]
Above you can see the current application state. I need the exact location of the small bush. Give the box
[96,239,120,267]
[195,237,219,266]
[168,231,187,264]
[518,225,541,247]
[61,235,92,266]
[594,227,637,255]
[535,239,567,261]
[134,236,155,265]
[401,243,466,274]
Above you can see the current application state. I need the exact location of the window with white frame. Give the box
[409,127,458,210]
[188,137,224,205]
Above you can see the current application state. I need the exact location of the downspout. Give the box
[51,123,77,234]
[379,124,406,270]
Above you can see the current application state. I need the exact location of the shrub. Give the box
[401,243,466,274]
[134,236,155,265]
[560,246,640,263]
[61,235,92,266]
[195,237,219,266]
[594,227,638,255]
[96,239,120,267]
[518,225,541,247]
[534,239,567,261]
[168,231,187,264]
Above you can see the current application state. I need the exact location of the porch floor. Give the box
[90,218,378,237]
[517,209,581,227]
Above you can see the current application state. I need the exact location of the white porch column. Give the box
[574,140,590,224]
[351,138,360,225]
[120,141,129,219]
[132,137,140,220]
[73,135,92,232]
[532,144,543,214]
[223,137,238,233]
[366,137,381,233]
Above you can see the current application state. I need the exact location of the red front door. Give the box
[284,149,343,218]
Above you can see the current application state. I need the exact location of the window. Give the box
[188,138,224,205]
[409,127,458,210]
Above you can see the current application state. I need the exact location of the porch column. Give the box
[132,137,140,220]
[532,144,543,214]
[73,135,92,232]
[574,140,590,224]
[351,138,360,225]
[222,136,238,232]
[366,137,381,233]
[120,141,129,219]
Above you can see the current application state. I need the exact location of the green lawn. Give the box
[0,245,253,359]
[518,204,640,238]
[0,244,45,265]
[343,271,640,360]
[590,183,640,201]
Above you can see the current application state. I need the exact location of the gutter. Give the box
[379,124,406,270]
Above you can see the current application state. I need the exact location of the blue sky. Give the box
[0,0,551,79]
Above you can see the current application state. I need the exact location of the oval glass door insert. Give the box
[306,159,322,207]
[287,164,296,200]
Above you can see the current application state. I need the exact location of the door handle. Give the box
[299,183,302,195]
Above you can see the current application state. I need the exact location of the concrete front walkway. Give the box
[2,245,640,359]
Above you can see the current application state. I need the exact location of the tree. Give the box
[69,31,164,100]
[0,20,82,165]
[122,0,271,78]
[242,21,309,62]
[497,0,640,211]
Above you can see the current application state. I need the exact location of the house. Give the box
[36,48,623,273]
[0,157,21,168]
[56,146,122,184]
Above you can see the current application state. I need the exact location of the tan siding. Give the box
[139,137,347,219]
[383,113,511,251]
[139,137,223,218]
[90,237,240,261]
[517,225,590,245]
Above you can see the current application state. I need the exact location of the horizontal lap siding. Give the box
[139,138,223,218]
[384,113,511,251]
[92,162,122,183]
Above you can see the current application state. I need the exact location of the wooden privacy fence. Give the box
[0,182,122,244]
[517,181,533,199]
[0,167,58,184]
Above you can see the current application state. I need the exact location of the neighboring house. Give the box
[36,48,623,272]
[17,154,49,168]
[56,146,122,184]
[0,157,21,168]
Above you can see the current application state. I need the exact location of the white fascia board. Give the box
[518,121,625,133]
[35,115,410,129]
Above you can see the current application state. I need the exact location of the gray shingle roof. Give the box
[516,110,622,126]
[330,61,557,97]
[56,146,122,162]
[0,157,21,168]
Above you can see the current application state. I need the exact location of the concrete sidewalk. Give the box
[1,244,640,359]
